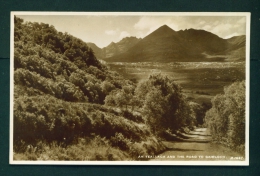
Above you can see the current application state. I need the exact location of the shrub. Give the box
[110,133,131,151]
[14,137,130,161]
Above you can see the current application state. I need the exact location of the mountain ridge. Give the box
[144,24,177,40]
[87,36,141,60]
[101,25,245,62]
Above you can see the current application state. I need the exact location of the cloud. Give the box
[211,23,233,36]
[105,30,117,35]
[133,16,247,40]
[119,31,130,39]
[134,17,159,30]
[134,17,179,37]
[136,31,145,38]
[203,25,212,31]
[224,32,240,39]
[199,21,206,25]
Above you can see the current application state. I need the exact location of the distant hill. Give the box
[86,42,104,60]
[227,35,246,47]
[102,25,245,62]
[103,37,141,58]
[87,37,141,60]
[144,24,177,39]
[223,35,246,61]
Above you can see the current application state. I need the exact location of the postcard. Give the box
[10,12,250,165]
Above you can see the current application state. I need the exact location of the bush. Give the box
[121,110,144,123]
[110,133,131,151]
[14,137,130,161]
[14,94,153,149]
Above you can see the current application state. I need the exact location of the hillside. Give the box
[103,25,245,62]
[227,35,246,46]
[13,16,166,160]
[224,35,246,61]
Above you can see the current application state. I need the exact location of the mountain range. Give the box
[87,36,141,60]
[88,25,245,62]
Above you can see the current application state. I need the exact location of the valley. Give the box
[106,61,245,104]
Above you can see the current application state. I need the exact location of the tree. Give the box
[101,80,116,95]
[135,74,191,133]
[205,81,245,151]
[189,101,204,126]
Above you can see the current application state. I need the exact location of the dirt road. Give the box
[149,128,244,161]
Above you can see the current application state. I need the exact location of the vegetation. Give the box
[134,74,196,134]
[205,81,245,153]
[13,16,245,161]
[14,94,166,160]
[14,16,134,104]
[13,16,168,160]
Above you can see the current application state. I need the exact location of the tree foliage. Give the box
[205,81,245,151]
[135,74,196,133]
[14,16,131,104]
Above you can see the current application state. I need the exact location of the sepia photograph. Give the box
[10,12,250,165]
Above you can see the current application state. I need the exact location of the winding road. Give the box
[149,128,244,161]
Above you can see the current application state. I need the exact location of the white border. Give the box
[10,12,250,165]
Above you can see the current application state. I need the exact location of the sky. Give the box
[17,14,247,48]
